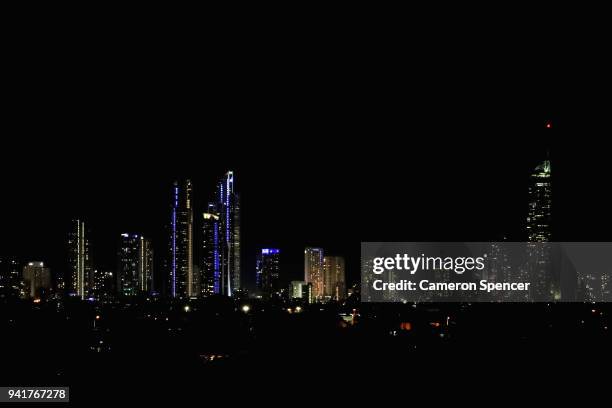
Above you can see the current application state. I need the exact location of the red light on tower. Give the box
[545,122,552,129]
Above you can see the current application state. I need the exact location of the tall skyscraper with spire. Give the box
[526,156,554,300]
[526,158,552,242]
[169,180,195,299]
[68,218,92,299]
[214,171,241,296]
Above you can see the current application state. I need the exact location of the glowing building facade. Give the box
[22,261,51,299]
[200,207,220,296]
[118,233,153,297]
[214,171,241,296]
[256,248,281,298]
[526,159,554,301]
[169,180,195,299]
[93,270,115,301]
[304,247,324,300]
[527,160,552,242]
[290,280,313,304]
[323,256,346,302]
[68,218,92,299]
[0,257,22,299]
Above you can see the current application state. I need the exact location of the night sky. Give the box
[3,21,611,291]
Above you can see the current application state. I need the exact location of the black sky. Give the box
[2,12,611,290]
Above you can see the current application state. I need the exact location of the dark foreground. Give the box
[2,298,610,404]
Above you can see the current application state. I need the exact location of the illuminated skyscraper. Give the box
[323,256,346,302]
[486,241,517,300]
[304,247,324,301]
[526,159,554,301]
[93,270,115,302]
[200,207,220,296]
[169,180,195,299]
[119,234,139,297]
[527,159,552,242]
[360,258,374,302]
[214,171,241,296]
[118,233,153,297]
[68,218,92,299]
[0,257,22,299]
[139,236,154,293]
[256,248,281,298]
[23,261,51,299]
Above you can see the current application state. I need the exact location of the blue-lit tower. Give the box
[256,248,281,298]
[215,171,241,296]
[168,180,195,299]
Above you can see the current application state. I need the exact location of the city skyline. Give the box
[3,10,610,403]
[1,169,353,301]
[6,145,610,303]
[2,123,610,296]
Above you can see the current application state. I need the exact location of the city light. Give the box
[2,142,612,402]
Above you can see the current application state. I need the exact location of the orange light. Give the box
[33,298,41,303]
[400,322,412,331]
[95,315,101,320]
[430,322,441,328]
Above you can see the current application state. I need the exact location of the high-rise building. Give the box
[118,234,139,297]
[169,180,195,299]
[68,218,92,299]
[0,257,22,299]
[602,273,612,301]
[526,158,554,301]
[486,241,517,300]
[93,270,115,302]
[290,281,313,304]
[527,159,552,242]
[304,247,324,301]
[256,248,281,298]
[214,171,241,296]
[23,261,51,299]
[200,207,220,296]
[323,256,346,302]
[119,233,153,297]
[361,258,374,302]
[139,236,153,293]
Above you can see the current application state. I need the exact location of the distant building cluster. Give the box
[0,170,350,304]
[0,259,51,301]
[303,247,346,303]
[167,172,241,299]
